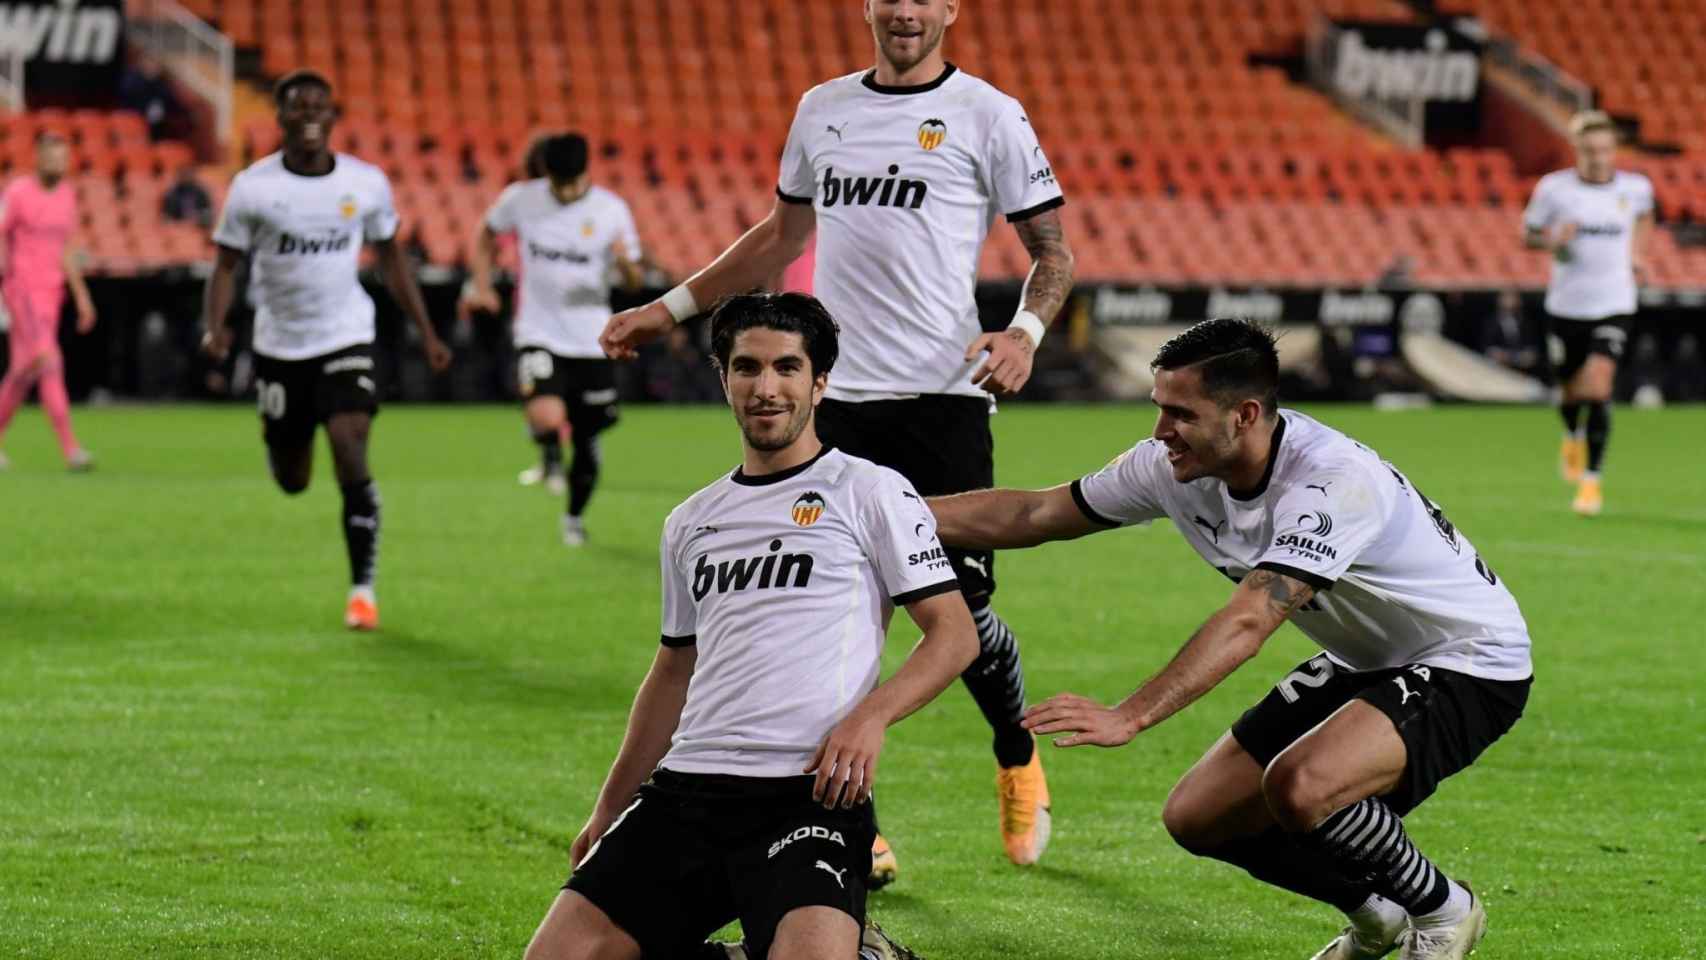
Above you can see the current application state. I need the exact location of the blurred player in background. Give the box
[931,319,1533,960]
[527,292,972,960]
[0,132,98,472]
[1522,110,1652,516]
[201,70,453,630]
[463,133,643,546]
[601,0,1076,879]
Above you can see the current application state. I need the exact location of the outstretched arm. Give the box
[1024,569,1315,747]
[599,198,816,358]
[806,590,978,809]
[929,483,1106,550]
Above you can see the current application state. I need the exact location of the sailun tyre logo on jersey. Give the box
[820,165,929,209]
[1299,512,1334,537]
[792,492,826,527]
[917,118,947,151]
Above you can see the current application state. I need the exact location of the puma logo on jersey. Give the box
[815,860,848,888]
[820,165,928,209]
[692,538,814,601]
[276,231,353,255]
[1393,676,1421,705]
[1192,515,1224,543]
[1306,481,1332,496]
[826,122,848,142]
[767,825,846,859]
[526,241,592,264]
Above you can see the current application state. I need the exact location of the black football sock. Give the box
[533,428,563,474]
[568,433,601,518]
[1585,401,1611,473]
[1559,402,1583,436]
[1205,826,1377,914]
[341,478,381,588]
[1303,797,1456,917]
[963,601,1034,768]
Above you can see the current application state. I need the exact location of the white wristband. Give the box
[1008,309,1046,347]
[661,284,700,323]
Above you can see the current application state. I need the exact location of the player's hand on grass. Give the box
[422,335,454,373]
[200,326,234,362]
[600,301,674,360]
[806,710,884,810]
[569,805,622,869]
[965,328,1036,397]
[1022,692,1138,748]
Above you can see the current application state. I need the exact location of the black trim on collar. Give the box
[1006,195,1065,223]
[1228,415,1287,502]
[892,578,961,607]
[1574,172,1616,187]
[281,153,337,178]
[861,63,958,95]
[1254,561,1334,592]
[1070,478,1120,527]
[776,186,813,205]
[731,446,831,486]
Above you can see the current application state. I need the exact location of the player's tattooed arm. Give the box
[1243,568,1318,621]
[1024,568,1312,746]
[1013,208,1076,329]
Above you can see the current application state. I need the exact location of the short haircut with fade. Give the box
[1570,109,1617,139]
[1151,317,1280,416]
[542,133,589,182]
[709,292,840,379]
[274,69,333,107]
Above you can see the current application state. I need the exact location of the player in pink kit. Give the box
[0,132,97,471]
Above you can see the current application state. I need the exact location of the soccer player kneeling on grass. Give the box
[524,292,975,960]
[928,319,1534,960]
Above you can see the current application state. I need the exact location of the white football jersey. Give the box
[658,447,960,777]
[484,181,641,358]
[777,65,1064,400]
[1073,411,1532,681]
[1522,170,1653,320]
[213,153,399,360]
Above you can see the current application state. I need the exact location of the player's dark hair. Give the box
[523,131,554,178]
[1151,318,1280,416]
[34,130,66,146]
[273,69,333,108]
[709,292,840,378]
[542,134,589,182]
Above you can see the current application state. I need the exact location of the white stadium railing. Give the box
[0,46,24,111]
[125,0,233,142]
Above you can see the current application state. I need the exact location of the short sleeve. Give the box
[659,521,697,646]
[1071,440,1170,527]
[1633,176,1656,216]
[1521,177,1554,231]
[987,98,1064,222]
[363,172,400,243]
[613,196,642,262]
[1253,470,1387,591]
[856,470,960,607]
[776,95,816,205]
[211,175,252,251]
[484,183,523,234]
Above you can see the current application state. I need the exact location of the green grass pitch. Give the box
[1,402,1702,958]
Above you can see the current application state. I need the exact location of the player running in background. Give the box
[1522,110,1652,516]
[930,319,1533,960]
[525,292,973,960]
[201,70,453,629]
[0,132,97,472]
[463,134,642,546]
[600,0,1076,878]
